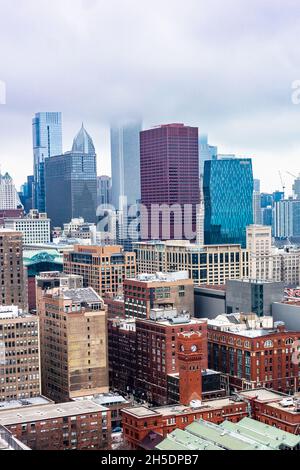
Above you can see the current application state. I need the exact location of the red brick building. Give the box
[108,317,136,394]
[0,400,111,450]
[122,397,248,449]
[239,389,300,434]
[104,293,125,318]
[208,314,300,394]
[135,316,208,405]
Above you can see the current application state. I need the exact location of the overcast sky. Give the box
[1,0,300,193]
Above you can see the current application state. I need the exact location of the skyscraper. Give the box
[0,229,27,310]
[0,172,23,210]
[273,198,300,239]
[204,157,254,248]
[45,124,97,228]
[97,175,111,207]
[199,134,218,177]
[140,123,200,241]
[111,119,142,210]
[32,112,62,213]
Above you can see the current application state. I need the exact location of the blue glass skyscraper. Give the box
[32,112,62,212]
[203,157,254,248]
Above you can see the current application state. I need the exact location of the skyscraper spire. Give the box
[71,124,95,155]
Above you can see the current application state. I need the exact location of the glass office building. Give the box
[45,125,97,228]
[32,112,62,212]
[204,157,254,248]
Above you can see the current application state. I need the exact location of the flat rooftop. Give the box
[124,397,243,419]
[0,400,108,426]
[239,389,285,403]
[0,396,52,411]
[62,287,102,304]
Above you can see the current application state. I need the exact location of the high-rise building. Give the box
[253,179,261,192]
[293,175,300,200]
[32,112,62,213]
[273,199,300,239]
[4,209,50,244]
[63,245,136,297]
[140,124,200,241]
[19,176,34,214]
[37,284,109,403]
[0,306,40,401]
[134,240,249,286]
[111,119,142,210]
[199,134,218,177]
[0,229,27,310]
[0,172,23,210]
[45,124,97,228]
[97,176,111,207]
[204,157,254,248]
[253,191,262,225]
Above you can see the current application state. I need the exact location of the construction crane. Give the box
[286,171,299,179]
[278,171,286,197]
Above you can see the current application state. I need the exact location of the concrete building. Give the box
[63,245,136,297]
[0,306,40,402]
[247,224,300,286]
[134,240,249,286]
[194,285,226,319]
[208,313,300,394]
[0,172,23,211]
[0,400,111,450]
[225,279,285,317]
[37,285,109,402]
[0,229,27,311]
[124,272,194,319]
[0,426,30,450]
[4,209,50,244]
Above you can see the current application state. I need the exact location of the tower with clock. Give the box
[177,331,203,406]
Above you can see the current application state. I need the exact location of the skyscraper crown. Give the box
[71,124,95,154]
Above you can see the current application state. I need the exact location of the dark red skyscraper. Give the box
[140,123,199,241]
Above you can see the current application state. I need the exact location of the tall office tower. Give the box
[0,172,23,210]
[253,191,262,225]
[262,206,273,227]
[204,157,254,248]
[273,199,300,238]
[0,306,40,402]
[45,124,97,228]
[273,191,285,204]
[19,175,34,213]
[97,176,111,207]
[246,225,273,281]
[293,175,300,200]
[0,229,27,310]
[199,134,218,177]
[32,112,62,213]
[111,119,142,210]
[37,285,109,403]
[140,124,200,241]
[253,179,261,192]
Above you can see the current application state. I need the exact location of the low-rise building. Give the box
[4,210,50,245]
[208,313,300,394]
[0,400,111,450]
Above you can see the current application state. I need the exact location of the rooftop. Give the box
[0,306,34,321]
[0,400,108,426]
[157,419,275,451]
[62,287,103,305]
[130,271,190,283]
[0,396,52,411]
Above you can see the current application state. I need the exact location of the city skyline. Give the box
[1,0,300,193]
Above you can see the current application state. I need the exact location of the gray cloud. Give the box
[0,0,300,193]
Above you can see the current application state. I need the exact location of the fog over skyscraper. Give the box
[110,118,142,210]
